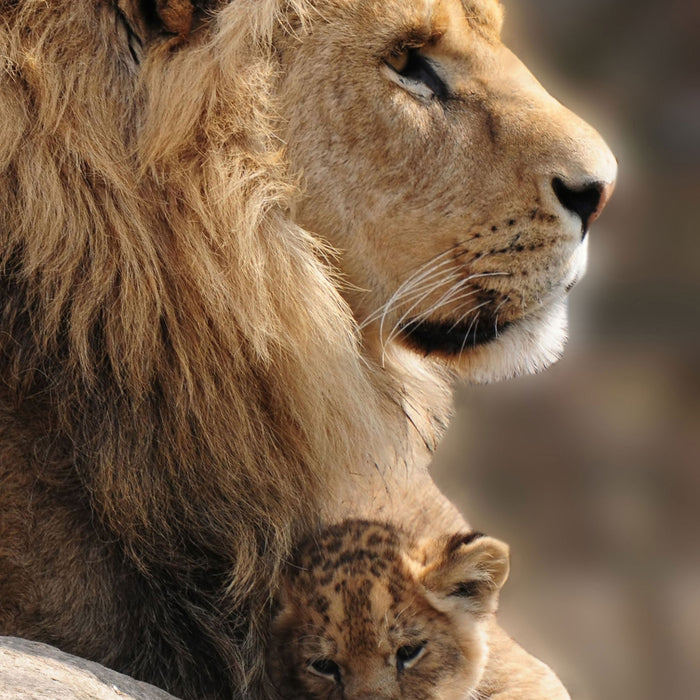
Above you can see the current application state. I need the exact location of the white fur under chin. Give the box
[462,240,588,384]
[460,297,570,384]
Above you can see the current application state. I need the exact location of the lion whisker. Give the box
[381,269,464,325]
[372,269,459,348]
[365,253,462,331]
[458,311,483,357]
[377,269,465,358]
[384,273,469,348]
[386,282,481,348]
[375,267,509,334]
[491,297,509,339]
[385,270,510,338]
[361,246,463,330]
[446,290,490,334]
[378,270,511,360]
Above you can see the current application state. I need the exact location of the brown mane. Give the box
[0,1,392,695]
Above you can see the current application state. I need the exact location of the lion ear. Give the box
[153,0,194,37]
[420,532,510,615]
[130,0,203,38]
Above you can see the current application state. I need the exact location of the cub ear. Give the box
[420,532,510,614]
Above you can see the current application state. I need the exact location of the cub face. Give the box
[279,0,617,382]
[268,520,509,700]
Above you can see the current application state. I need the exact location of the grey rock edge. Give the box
[0,637,180,700]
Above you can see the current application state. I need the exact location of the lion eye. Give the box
[385,49,410,73]
[382,48,448,101]
[396,642,427,672]
[309,658,342,683]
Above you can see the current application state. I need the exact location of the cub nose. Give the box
[552,177,615,236]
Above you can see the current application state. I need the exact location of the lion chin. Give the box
[456,298,571,383]
[400,238,590,382]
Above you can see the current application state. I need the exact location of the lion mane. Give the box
[0,1,391,697]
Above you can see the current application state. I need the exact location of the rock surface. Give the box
[0,637,179,700]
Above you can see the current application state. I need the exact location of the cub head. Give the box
[277,0,617,381]
[268,520,509,699]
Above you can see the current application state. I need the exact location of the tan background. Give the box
[432,1,700,699]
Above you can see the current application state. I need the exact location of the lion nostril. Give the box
[552,177,612,237]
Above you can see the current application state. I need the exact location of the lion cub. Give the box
[268,519,509,700]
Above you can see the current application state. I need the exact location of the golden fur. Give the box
[268,520,509,700]
[0,1,615,699]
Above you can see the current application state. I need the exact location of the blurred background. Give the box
[432,1,700,699]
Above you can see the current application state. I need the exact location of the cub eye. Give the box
[396,642,426,672]
[382,47,449,101]
[309,658,341,683]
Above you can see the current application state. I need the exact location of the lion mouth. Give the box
[399,317,511,355]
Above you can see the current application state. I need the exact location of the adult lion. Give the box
[0,1,615,699]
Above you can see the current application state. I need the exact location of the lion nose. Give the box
[552,177,615,237]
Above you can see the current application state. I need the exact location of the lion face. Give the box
[279,0,617,381]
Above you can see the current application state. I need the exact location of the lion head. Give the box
[277,0,616,382]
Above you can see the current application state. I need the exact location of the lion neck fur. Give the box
[0,1,460,695]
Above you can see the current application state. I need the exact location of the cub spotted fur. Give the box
[269,520,509,699]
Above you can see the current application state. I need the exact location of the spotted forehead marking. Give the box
[289,521,417,643]
[292,520,405,572]
[292,523,408,592]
